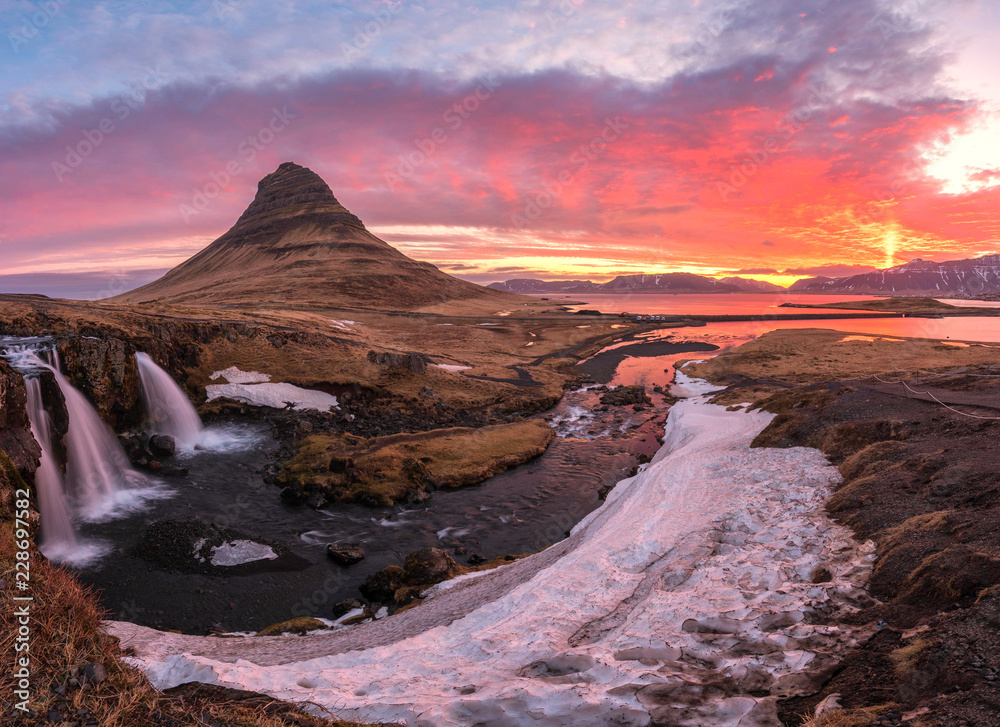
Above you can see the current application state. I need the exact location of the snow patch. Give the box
[206,382,339,412]
[329,319,356,332]
[110,378,875,727]
[209,540,278,567]
[210,367,271,384]
[430,363,472,372]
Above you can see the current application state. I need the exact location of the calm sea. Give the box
[533,293,1000,344]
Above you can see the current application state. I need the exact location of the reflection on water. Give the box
[550,292,885,315]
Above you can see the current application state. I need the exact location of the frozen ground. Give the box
[206,367,339,412]
[109,373,875,726]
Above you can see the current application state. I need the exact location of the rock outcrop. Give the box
[0,361,41,476]
[56,337,143,430]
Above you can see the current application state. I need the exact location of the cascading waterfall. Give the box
[52,361,152,521]
[3,342,162,531]
[23,375,79,559]
[135,352,204,450]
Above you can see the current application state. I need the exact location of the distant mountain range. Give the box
[492,254,1000,298]
[791,256,1000,297]
[489,274,765,295]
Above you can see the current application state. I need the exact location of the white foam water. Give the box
[136,352,204,451]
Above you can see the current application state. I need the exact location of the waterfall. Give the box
[53,363,151,521]
[135,352,204,450]
[23,376,79,559]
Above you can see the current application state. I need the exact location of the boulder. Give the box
[332,598,365,619]
[257,617,329,636]
[83,662,108,684]
[326,543,366,566]
[600,385,652,407]
[148,434,176,457]
[366,350,427,374]
[403,547,460,586]
[56,337,143,429]
[0,361,42,476]
[359,565,404,602]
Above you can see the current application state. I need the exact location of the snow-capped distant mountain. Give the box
[795,255,1000,297]
[716,276,786,293]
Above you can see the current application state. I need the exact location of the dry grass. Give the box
[687,328,1000,399]
[0,449,383,726]
[797,297,999,314]
[279,419,556,506]
[800,704,897,727]
[890,639,930,678]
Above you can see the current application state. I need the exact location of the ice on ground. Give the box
[210,540,279,567]
[670,363,725,398]
[329,319,356,331]
[430,363,472,372]
[110,378,875,727]
[206,383,339,412]
[209,366,271,384]
[838,335,904,343]
[478,322,500,326]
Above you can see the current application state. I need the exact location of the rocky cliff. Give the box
[0,360,41,476]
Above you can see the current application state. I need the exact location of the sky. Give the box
[1,0,999,296]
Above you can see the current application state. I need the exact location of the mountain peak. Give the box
[229,162,365,235]
[111,163,505,310]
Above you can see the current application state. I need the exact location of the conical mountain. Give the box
[114,162,506,310]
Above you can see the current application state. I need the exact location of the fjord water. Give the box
[135,352,204,450]
[558,292,1000,342]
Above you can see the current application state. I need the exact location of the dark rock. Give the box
[305,492,328,509]
[83,662,108,684]
[600,385,652,407]
[332,598,365,619]
[328,455,354,474]
[280,487,305,505]
[326,543,366,566]
[367,350,427,374]
[468,553,487,565]
[0,361,42,476]
[56,337,143,429]
[403,547,459,586]
[360,565,404,602]
[148,434,176,457]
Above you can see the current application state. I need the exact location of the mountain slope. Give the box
[113,162,509,310]
[489,274,743,294]
[796,255,1000,297]
[716,276,786,293]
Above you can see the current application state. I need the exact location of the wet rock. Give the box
[83,662,108,684]
[326,543,366,566]
[600,385,652,407]
[366,350,427,374]
[0,361,42,476]
[257,617,329,636]
[681,617,744,634]
[148,434,176,457]
[403,547,460,586]
[467,553,487,565]
[305,492,328,509]
[810,566,834,583]
[56,337,143,429]
[332,598,365,619]
[360,565,404,602]
[279,486,306,505]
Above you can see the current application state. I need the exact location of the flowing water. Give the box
[7,300,1000,632]
[135,352,204,451]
